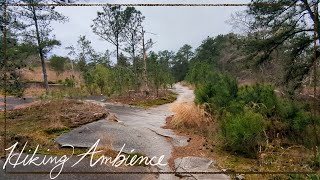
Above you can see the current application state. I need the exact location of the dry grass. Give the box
[165,100,319,179]
[166,117,318,179]
[20,66,82,84]
[111,90,177,108]
[24,86,47,96]
[0,100,110,157]
[169,102,212,129]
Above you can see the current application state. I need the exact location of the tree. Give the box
[92,5,130,64]
[117,52,130,67]
[243,0,319,93]
[1,2,38,96]
[172,44,193,82]
[158,50,174,91]
[96,50,111,67]
[49,55,66,75]
[92,64,112,94]
[66,35,96,72]
[0,32,36,96]
[186,61,215,86]
[192,36,226,65]
[186,36,228,85]
[12,0,68,94]
[141,28,155,95]
[147,51,159,93]
[147,51,174,96]
[122,7,144,77]
[114,53,134,93]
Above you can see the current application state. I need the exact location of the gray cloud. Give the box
[50,0,250,61]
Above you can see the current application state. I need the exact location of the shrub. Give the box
[0,72,25,97]
[222,108,266,157]
[276,98,317,145]
[225,100,246,115]
[186,62,215,86]
[195,73,238,112]
[237,84,277,117]
[50,55,67,75]
[63,77,76,88]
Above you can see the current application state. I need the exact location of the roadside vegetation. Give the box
[166,0,320,178]
[0,100,109,158]
[1,3,180,106]
[1,1,320,179]
[0,2,183,160]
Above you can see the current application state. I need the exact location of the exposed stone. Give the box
[174,156,229,180]
[106,113,119,122]
[236,174,245,180]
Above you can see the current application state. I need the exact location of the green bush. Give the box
[222,108,266,157]
[0,72,25,97]
[237,84,277,117]
[186,62,215,85]
[191,67,320,156]
[289,174,320,180]
[63,77,76,88]
[275,98,317,145]
[50,55,67,75]
[195,73,238,111]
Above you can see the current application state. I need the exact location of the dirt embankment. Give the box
[20,66,82,84]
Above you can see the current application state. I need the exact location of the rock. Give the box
[174,156,229,180]
[106,113,119,122]
[93,112,108,119]
[236,175,245,180]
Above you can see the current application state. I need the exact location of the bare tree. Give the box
[141,28,154,95]
[92,5,129,64]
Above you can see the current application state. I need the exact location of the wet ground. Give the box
[0,84,228,180]
[0,96,34,111]
[55,84,191,180]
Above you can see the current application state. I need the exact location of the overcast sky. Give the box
[50,0,250,61]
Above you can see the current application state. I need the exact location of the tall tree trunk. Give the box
[132,34,136,74]
[131,34,139,91]
[32,6,49,94]
[302,0,320,159]
[142,29,149,96]
[116,44,119,64]
[115,37,122,93]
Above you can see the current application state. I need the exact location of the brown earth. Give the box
[20,66,82,84]
[0,100,110,157]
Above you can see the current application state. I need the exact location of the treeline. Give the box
[59,33,193,96]
[0,1,199,97]
[178,34,320,161]
[178,0,320,163]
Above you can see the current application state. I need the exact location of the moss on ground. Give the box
[0,99,110,157]
[129,91,177,108]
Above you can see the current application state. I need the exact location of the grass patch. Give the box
[169,102,212,128]
[38,87,90,100]
[0,99,109,157]
[43,127,71,135]
[129,91,177,108]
